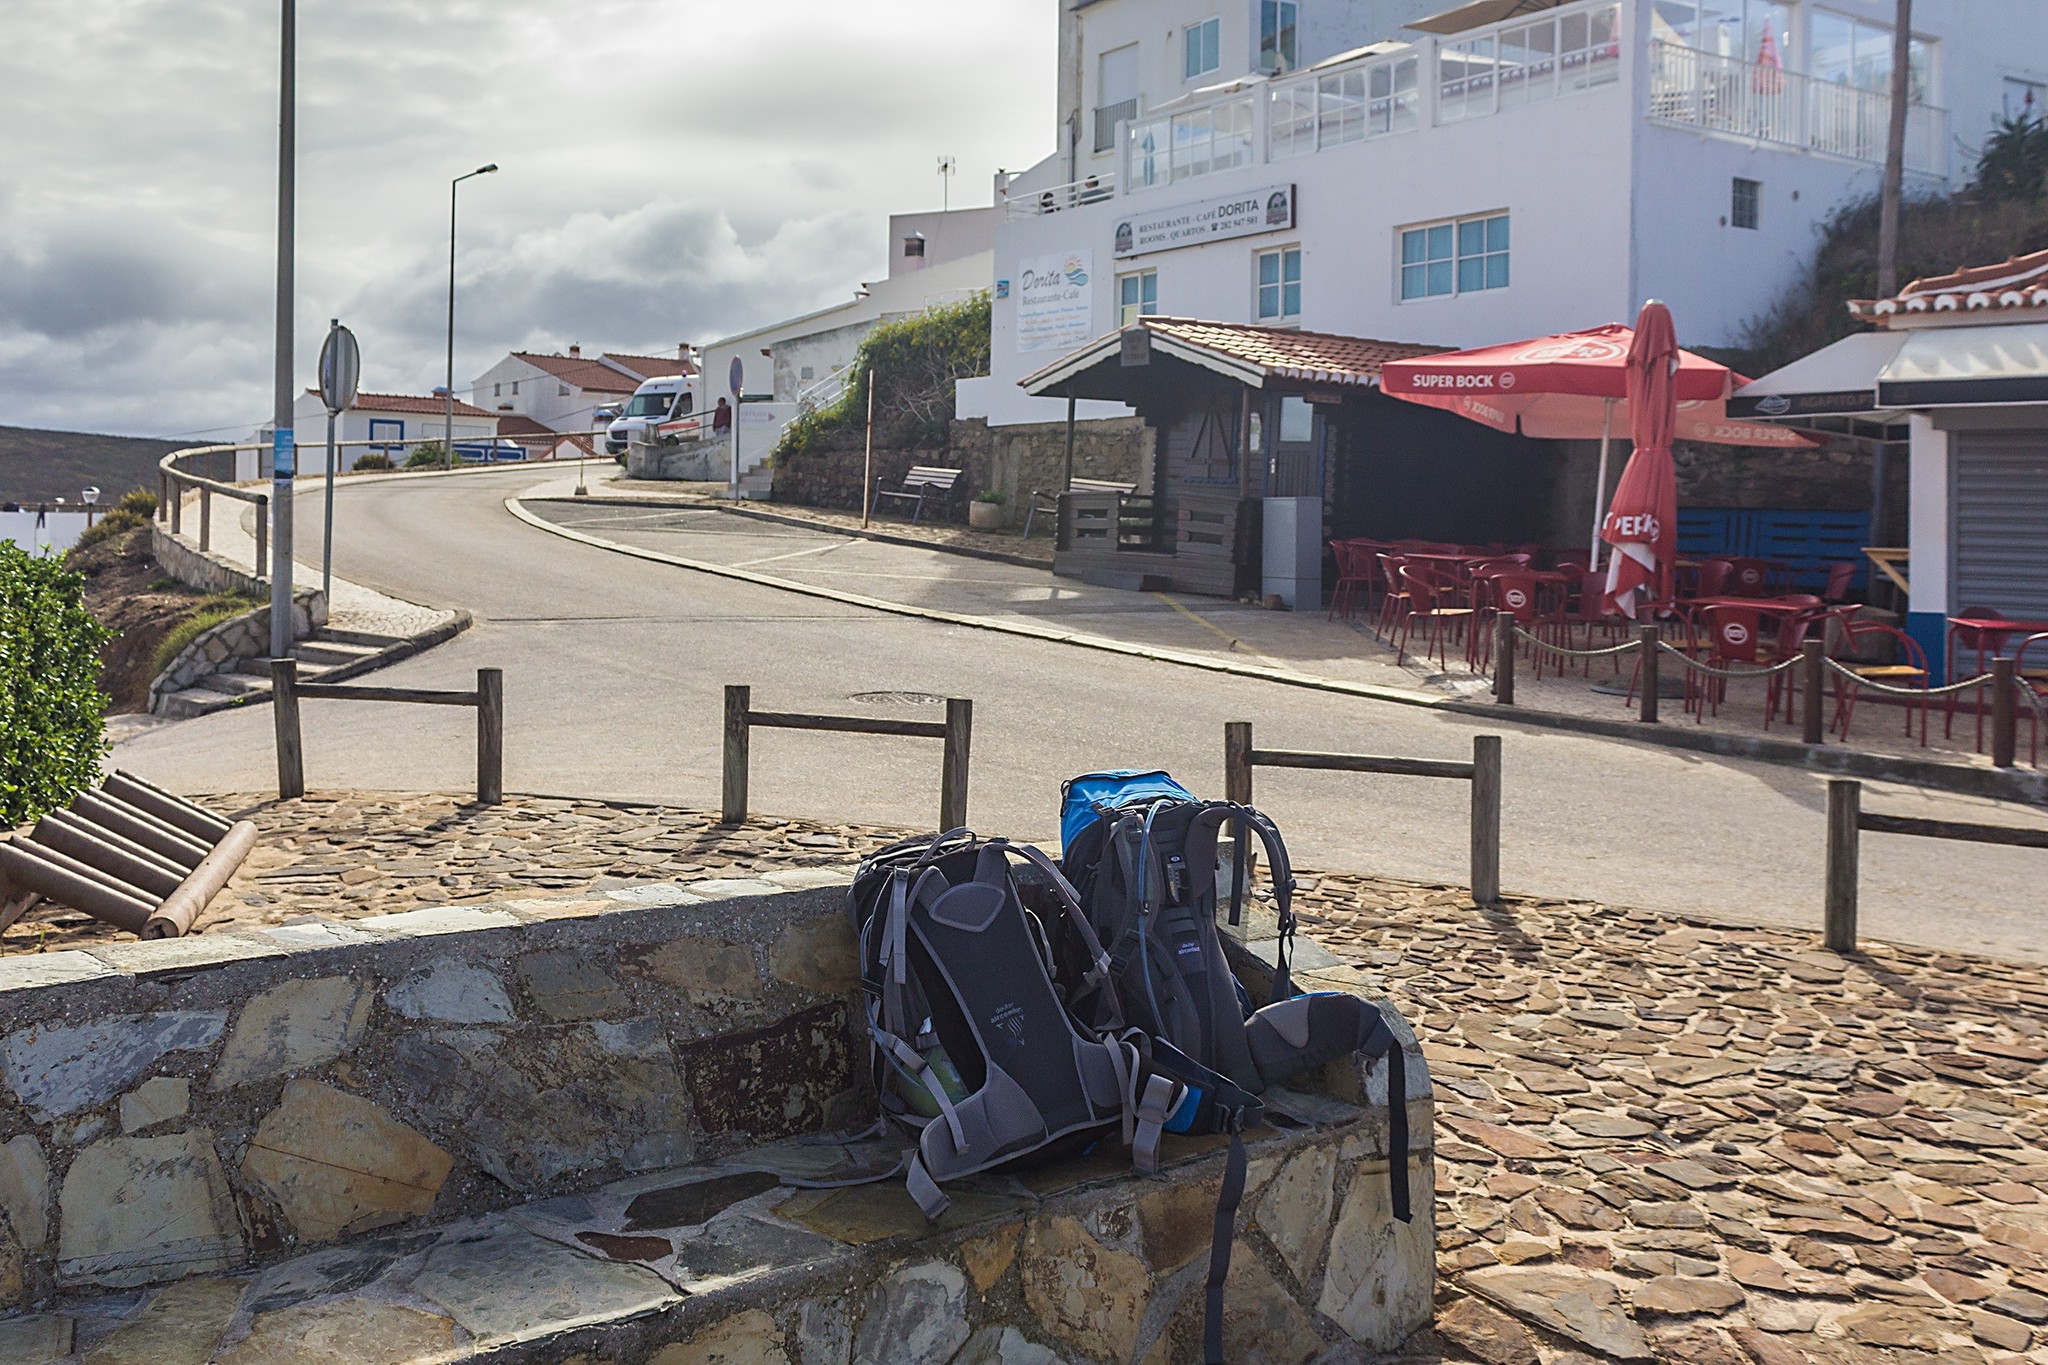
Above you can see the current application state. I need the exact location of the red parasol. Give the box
[1602,301,1681,616]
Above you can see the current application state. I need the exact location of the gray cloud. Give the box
[0,0,1051,438]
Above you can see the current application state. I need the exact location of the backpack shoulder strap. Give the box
[1183,804,1298,1001]
[1002,840,1126,1028]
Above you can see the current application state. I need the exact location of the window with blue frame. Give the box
[1185,18,1221,80]
[1119,270,1158,325]
[1400,212,1509,300]
[1256,246,1301,322]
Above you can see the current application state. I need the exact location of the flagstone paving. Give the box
[6,792,2046,1361]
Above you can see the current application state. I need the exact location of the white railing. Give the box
[1648,41,1949,175]
[796,364,853,411]
[1436,2,1622,123]
[1004,172,1118,219]
[1268,52,1420,158]
[1126,97,1256,192]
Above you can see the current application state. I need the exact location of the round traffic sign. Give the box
[319,323,361,414]
[728,356,744,400]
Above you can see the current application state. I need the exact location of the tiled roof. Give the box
[603,351,696,379]
[510,352,645,394]
[1137,318,1446,383]
[492,414,558,439]
[1848,248,2048,322]
[311,390,495,418]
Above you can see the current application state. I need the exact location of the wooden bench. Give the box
[869,465,964,525]
[1023,477,1137,540]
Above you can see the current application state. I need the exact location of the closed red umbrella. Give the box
[1602,301,1681,616]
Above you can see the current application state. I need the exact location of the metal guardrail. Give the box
[0,772,256,940]
[1224,722,1502,906]
[1003,173,1117,219]
[722,685,972,831]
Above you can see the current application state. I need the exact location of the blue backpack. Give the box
[1057,770,1412,1365]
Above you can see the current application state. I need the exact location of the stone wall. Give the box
[625,437,726,483]
[147,591,325,712]
[0,874,866,1307]
[772,416,1153,525]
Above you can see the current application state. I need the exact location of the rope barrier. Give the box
[1506,628,1638,662]
[1656,644,1802,682]
[1819,657,1998,700]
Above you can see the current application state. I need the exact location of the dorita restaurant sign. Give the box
[1113,185,1296,258]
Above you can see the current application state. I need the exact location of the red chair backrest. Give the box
[1728,558,1770,594]
[1845,621,1928,674]
[1822,562,1856,602]
[1696,559,1736,597]
[1329,540,1362,579]
[1575,569,1612,617]
[1704,605,1766,663]
[1490,573,1545,623]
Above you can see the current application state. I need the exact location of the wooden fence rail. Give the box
[1224,722,1502,906]
[1823,777,2048,952]
[271,659,503,805]
[722,685,972,831]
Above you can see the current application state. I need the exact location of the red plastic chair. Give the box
[1831,621,1930,746]
[1726,557,1772,596]
[1480,571,1567,675]
[1821,562,1857,603]
[1393,563,1475,669]
[1373,554,1412,642]
[1694,604,1778,722]
[1327,540,1371,621]
[1564,569,1625,670]
[1694,559,1736,598]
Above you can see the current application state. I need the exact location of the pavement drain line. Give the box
[506,495,1441,708]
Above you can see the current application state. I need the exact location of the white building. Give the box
[469,346,695,434]
[699,208,999,410]
[961,0,2048,429]
[291,391,501,471]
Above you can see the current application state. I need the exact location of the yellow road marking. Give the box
[1150,592,1278,664]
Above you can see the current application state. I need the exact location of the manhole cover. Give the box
[850,691,948,707]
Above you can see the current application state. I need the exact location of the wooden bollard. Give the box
[1494,615,1516,706]
[1993,658,2018,769]
[1823,778,1860,953]
[1638,625,1661,724]
[476,668,504,805]
[1470,735,1501,907]
[1801,639,1825,745]
[940,698,972,832]
[1224,721,1254,805]
[271,658,305,800]
[721,685,751,825]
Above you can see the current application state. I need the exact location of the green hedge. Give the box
[775,292,991,461]
[0,541,111,826]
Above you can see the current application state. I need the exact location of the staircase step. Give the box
[194,672,270,698]
[315,627,405,649]
[294,639,386,667]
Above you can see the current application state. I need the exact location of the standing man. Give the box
[713,397,733,435]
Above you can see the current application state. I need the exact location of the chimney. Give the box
[568,344,582,358]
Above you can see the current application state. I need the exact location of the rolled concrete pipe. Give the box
[71,791,209,869]
[144,820,257,939]
[27,820,183,900]
[37,809,190,885]
[0,840,155,934]
[104,771,233,844]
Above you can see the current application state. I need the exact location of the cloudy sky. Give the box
[0,0,1052,438]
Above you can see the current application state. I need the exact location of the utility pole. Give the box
[269,0,296,662]
[937,155,957,212]
[1877,0,1913,298]
[445,164,499,470]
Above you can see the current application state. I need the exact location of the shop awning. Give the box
[1727,331,1908,419]
[1876,322,2048,407]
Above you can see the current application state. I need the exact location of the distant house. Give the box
[292,390,500,471]
[470,345,696,434]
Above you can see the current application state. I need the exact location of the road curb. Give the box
[510,496,2048,806]
[506,495,1443,708]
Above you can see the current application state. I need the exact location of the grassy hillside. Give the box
[0,425,186,504]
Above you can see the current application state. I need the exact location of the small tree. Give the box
[406,441,448,469]
[0,541,111,826]
[1975,114,2048,204]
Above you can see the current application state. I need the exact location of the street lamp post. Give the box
[445,163,498,470]
[269,0,296,662]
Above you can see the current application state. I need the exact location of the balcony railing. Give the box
[1003,172,1117,219]
[1094,97,1139,153]
[1648,41,1949,174]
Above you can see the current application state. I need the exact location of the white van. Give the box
[606,375,698,454]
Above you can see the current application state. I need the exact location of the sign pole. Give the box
[269,0,296,663]
[322,408,336,600]
[316,319,360,608]
[727,357,744,502]
[862,371,875,528]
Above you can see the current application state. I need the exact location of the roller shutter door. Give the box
[1954,430,2048,618]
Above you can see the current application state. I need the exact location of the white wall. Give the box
[293,393,498,470]
[469,356,621,432]
[0,509,91,555]
[888,207,1000,278]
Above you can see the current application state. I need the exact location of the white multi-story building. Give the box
[960,0,2048,429]
[470,346,695,434]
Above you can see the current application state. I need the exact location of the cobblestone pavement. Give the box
[1299,873,2048,1364]
[11,793,2047,1362]
[0,792,907,955]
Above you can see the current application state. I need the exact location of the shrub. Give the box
[71,507,150,553]
[352,452,395,471]
[405,442,448,469]
[775,292,991,463]
[111,487,157,519]
[974,490,1006,505]
[1976,114,2048,205]
[0,541,111,826]
[151,594,261,679]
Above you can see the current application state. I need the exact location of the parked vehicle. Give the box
[606,376,697,454]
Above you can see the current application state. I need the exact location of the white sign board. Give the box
[1015,251,1095,354]
[1113,185,1296,258]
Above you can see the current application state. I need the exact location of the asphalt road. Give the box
[115,466,2048,963]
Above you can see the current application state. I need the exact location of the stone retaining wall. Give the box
[0,873,866,1308]
[147,591,325,712]
[625,437,727,482]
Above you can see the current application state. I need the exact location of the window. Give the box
[1097,43,1141,152]
[1133,97,1254,188]
[493,382,502,397]
[1655,2,1796,69]
[1731,177,1760,228]
[511,380,519,395]
[903,235,926,258]
[1118,271,1158,326]
[1400,213,1508,300]
[1809,9,1933,101]
[1443,4,1618,119]
[1256,247,1301,323]
[1268,54,1418,158]
[1258,1,1298,75]
[1185,18,1220,80]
